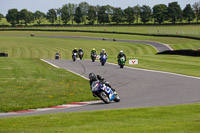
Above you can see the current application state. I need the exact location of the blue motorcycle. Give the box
[91,81,120,104]
[100,55,107,66]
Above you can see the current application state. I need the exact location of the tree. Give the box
[167,2,183,23]
[193,1,200,23]
[0,13,3,21]
[104,5,114,22]
[87,6,97,25]
[124,7,135,24]
[153,4,168,24]
[140,5,152,24]
[133,5,141,24]
[97,6,109,24]
[79,2,89,24]
[34,11,45,25]
[112,7,124,24]
[61,5,70,25]
[46,9,57,24]
[67,3,77,25]
[19,9,34,26]
[6,8,19,26]
[74,7,82,24]
[56,8,62,24]
[183,4,195,23]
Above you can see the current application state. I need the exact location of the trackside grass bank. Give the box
[2,25,200,38]
[0,58,95,112]
[0,104,200,133]
[1,31,200,50]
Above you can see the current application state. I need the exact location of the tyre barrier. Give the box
[0,53,8,57]
[157,49,200,57]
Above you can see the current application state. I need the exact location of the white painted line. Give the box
[41,59,60,68]
[41,59,89,80]
[107,62,200,80]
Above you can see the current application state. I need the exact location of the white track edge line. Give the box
[107,62,200,80]
[41,59,89,80]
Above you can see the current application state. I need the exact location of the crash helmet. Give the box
[79,48,82,50]
[75,48,77,50]
[56,52,59,54]
[92,48,95,51]
[120,50,123,53]
[89,73,97,81]
[102,49,105,53]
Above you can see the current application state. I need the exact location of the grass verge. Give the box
[0,58,95,112]
[0,104,200,133]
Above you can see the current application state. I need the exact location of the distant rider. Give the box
[100,49,107,61]
[88,73,115,94]
[78,48,84,55]
[91,48,96,55]
[55,52,60,57]
[117,50,126,65]
[72,48,78,57]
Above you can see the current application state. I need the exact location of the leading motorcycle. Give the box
[91,81,120,104]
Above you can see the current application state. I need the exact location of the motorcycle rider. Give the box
[78,48,84,55]
[55,52,60,57]
[72,48,78,57]
[117,50,126,65]
[91,48,96,55]
[100,49,107,61]
[89,73,116,94]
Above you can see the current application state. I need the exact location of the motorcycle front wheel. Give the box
[113,94,120,102]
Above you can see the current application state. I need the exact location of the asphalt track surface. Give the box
[34,35,172,52]
[1,59,200,118]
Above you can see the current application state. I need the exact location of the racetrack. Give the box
[35,35,172,52]
[1,59,200,118]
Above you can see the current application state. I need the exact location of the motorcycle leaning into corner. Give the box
[91,81,120,104]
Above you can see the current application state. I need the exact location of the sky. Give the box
[0,0,198,16]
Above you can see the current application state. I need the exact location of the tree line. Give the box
[2,1,200,26]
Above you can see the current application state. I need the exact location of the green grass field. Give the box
[0,58,96,112]
[0,30,200,132]
[0,104,200,133]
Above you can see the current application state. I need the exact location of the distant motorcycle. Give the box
[78,51,84,60]
[119,57,125,68]
[100,55,107,66]
[55,54,60,59]
[91,81,120,104]
[91,53,97,62]
[72,53,77,62]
